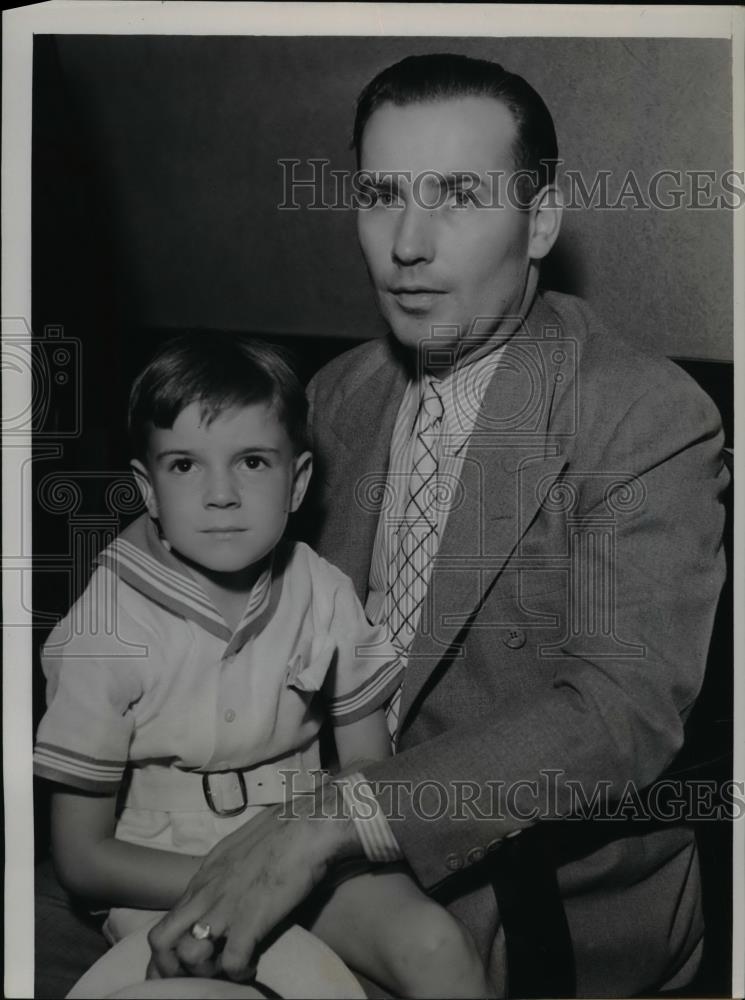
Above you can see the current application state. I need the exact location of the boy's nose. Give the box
[204,473,240,507]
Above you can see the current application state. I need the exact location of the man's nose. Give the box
[391,202,435,266]
[204,470,240,507]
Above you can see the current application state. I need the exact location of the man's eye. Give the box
[450,189,476,208]
[373,189,400,208]
[170,458,194,473]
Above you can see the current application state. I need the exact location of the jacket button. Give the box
[445,853,463,871]
[224,709,236,722]
[466,846,485,865]
[503,628,526,649]
[487,838,502,852]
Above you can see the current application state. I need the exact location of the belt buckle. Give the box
[202,771,248,816]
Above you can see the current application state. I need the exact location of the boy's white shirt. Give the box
[33,515,402,835]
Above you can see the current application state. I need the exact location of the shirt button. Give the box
[503,628,526,649]
[445,853,463,871]
[224,709,236,723]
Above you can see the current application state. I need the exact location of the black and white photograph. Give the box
[3,4,743,998]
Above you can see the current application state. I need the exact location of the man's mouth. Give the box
[389,286,447,312]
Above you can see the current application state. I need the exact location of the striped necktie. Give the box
[385,377,444,740]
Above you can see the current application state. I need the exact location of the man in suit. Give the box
[150,54,728,996]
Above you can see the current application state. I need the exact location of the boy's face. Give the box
[132,400,311,579]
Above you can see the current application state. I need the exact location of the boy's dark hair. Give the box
[352,53,558,203]
[128,332,309,460]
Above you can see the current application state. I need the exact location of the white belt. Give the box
[126,746,322,815]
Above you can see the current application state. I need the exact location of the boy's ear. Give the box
[289,451,313,513]
[130,459,159,519]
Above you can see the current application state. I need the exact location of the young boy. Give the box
[34,333,492,998]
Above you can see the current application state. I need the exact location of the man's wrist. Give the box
[314,778,365,867]
[334,772,404,864]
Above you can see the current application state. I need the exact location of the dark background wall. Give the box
[34,34,733,355]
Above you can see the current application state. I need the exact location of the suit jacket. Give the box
[304,291,728,996]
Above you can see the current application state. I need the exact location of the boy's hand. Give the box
[147,786,362,982]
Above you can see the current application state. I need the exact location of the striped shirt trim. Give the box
[111,537,217,612]
[97,549,232,643]
[327,658,404,726]
[34,742,126,787]
[35,742,125,767]
[338,772,402,863]
[33,761,122,793]
[226,566,274,655]
[96,514,275,648]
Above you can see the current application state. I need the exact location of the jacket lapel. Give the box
[398,298,569,726]
[324,340,408,598]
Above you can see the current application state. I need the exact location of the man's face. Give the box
[357,96,536,356]
[132,401,310,581]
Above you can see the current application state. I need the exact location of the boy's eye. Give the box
[241,455,267,471]
[170,458,194,473]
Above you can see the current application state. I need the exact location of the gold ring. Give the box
[190,920,212,941]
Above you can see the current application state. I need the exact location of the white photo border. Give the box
[3,4,743,997]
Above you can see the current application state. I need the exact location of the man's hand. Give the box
[147,783,362,982]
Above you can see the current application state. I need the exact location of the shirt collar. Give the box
[96,513,280,653]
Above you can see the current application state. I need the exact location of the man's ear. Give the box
[528,184,563,261]
[131,459,158,519]
[289,452,313,513]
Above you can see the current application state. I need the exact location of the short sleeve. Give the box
[33,569,145,792]
[322,573,403,727]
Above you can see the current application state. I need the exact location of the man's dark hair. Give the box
[128,332,309,460]
[352,53,558,203]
